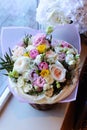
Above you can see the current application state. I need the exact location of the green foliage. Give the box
[0,48,14,72]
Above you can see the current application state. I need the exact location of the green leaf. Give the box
[0,48,14,72]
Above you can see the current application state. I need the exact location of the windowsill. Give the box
[0,87,11,111]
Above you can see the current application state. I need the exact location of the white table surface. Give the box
[0,96,68,130]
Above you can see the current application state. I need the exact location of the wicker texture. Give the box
[29,103,57,110]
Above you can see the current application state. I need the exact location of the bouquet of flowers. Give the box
[36,0,87,34]
[0,28,80,105]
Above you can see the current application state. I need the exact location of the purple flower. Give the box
[29,49,39,59]
[29,70,38,81]
[58,53,66,61]
[34,76,46,87]
[38,62,48,70]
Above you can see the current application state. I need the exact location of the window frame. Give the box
[0,87,11,110]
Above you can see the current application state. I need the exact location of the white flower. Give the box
[13,56,30,74]
[65,53,76,66]
[23,83,33,93]
[26,45,35,51]
[66,48,76,55]
[65,54,74,63]
[44,75,54,84]
[68,60,76,66]
[22,71,31,81]
[34,54,42,65]
[43,84,53,91]
[17,76,25,88]
[54,47,63,53]
[12,46,26,61]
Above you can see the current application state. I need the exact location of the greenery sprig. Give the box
[0,48,14,72]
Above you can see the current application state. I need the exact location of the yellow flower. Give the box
[37,44,46,53]
[40,69,50,77]
[23,52,29,57]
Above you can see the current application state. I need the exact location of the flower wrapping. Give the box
[0,25,81,104]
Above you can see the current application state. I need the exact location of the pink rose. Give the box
[34,76,46,87]
[33,33,46,46]
[29,49,39,59]
[49,63,66,82]
[38,62,48,70]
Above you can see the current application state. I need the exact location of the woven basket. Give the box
[29,103,57,110]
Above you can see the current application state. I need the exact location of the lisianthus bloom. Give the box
[33,33,46,46]
[29,70,39,81]
[29,49,39,59]
[57,52,66,61]
[61,41,71,48]
[38,62,48,70]
[34,76,46,87]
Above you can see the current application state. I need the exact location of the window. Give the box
[0,0,39,110]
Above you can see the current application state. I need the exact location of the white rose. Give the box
[13,56,30,74]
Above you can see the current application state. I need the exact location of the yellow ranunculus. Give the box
[37,44,46,53]
[40,69,50,77]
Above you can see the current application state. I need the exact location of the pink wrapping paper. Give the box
[0,24,81,103]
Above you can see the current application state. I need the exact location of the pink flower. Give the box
[38,62,48,70]
[61,41,71,48]
[29,49,39,59]
[33,33,46,46]
[34,76,46,87]
[46,50,56,58]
